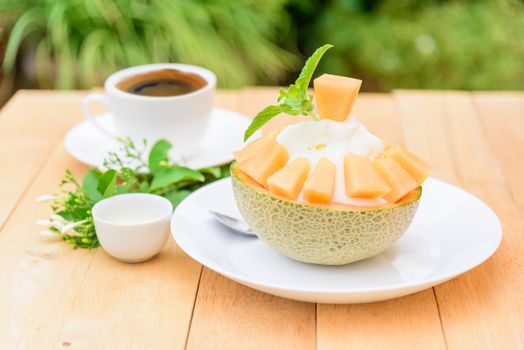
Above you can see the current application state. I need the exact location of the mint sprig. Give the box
[38,138,229,249]
[243,44,333,141]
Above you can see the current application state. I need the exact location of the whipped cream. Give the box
[276,118,387,206]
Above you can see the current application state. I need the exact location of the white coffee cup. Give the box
[92,193,173,263]
[82,63,216,158]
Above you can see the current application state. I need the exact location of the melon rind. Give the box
[231,163,421,265]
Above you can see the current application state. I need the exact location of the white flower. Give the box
[64,230,82,237]
[61,219,87,234]
[51,220,65,229]
[36,194,56,203]
[50,214,67,223]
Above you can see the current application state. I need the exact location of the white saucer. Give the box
[171,177,502,304]
[64,108,251,169]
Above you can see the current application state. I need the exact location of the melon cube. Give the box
[233,132,278,165]
[240,142,288,188]
[303,157,336,204]
[374,157,418,203]
[267,158,310,200]
[344,153,391,198]
[313,74,362,122]
[385,145,429,185]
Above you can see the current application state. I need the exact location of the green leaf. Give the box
[242,44,334,141]
[164,190,192,207]
[148,139,172,174]
[2,8,42,73]
[289,44,333,97]
[199,166,222,179]
[243,105,282,141]
[82,169,102,202]
[97,170,117,198]
[114,167,138,193]
[149,166,205,192]
[221,164,231,178]
[115,185,132,195]
[57,208,90,222]
[139,181,150,192]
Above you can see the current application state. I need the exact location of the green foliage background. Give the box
[0,0,297,89]
[1,0,523,92]
[306,0,524,91]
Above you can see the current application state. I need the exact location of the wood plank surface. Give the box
[185,87,317,350]
[187,269,316,350]
[473,93,524,211]
[395,91,524,349]
[0,90,87,228]
[0,90,214,349]
[52,90,241,349]
[54,234,202,350]
[0,89,523,349]
[317,94,446,350]
[0,145,93,349]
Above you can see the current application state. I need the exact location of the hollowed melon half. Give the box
[231,162,422,265]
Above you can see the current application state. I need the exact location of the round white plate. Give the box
[171,177,502,304]
[65,107,250,169]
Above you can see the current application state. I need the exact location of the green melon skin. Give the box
[231,163,421,266]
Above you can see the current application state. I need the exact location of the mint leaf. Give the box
[243,44,334,141]
[97,170,117,198]
[199,166,222,178]
[148,139,172,174]
[277,87,288,102]
[221,164,231,178]
[288,44,333,97]
[149,166,205,192]
[82,169,116,202]
[164,190,192,207]
[42,135,232,250]
[57,208,90,222]
[243,105,282,141]
[82,169,102,202]
[139,181,150,192]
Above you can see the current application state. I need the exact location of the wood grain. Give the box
[0,145,93,349]
[1,89,523,349]
[51,90,246,350]
[396,91,524,349]
[0,90,87,227]
[352,93,405,146]
[186,269,316,350]
[54,239,202,350]
[318,292,445,350]
[317,94,446,350]
[215,89,242,111]
[473,93,524,211]
[395,91,458,185]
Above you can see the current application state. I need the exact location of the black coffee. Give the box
[117,69,207,97]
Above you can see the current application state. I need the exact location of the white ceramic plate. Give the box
[64,107,250,169]
[171,177,502,304]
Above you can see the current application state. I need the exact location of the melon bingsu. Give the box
[232,45,429,265]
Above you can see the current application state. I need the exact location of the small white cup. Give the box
[82,63,216,158]
[92,193,173,263]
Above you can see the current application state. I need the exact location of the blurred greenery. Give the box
[0,0,523,94]
[307,0,524,91]
[0,0,297,89]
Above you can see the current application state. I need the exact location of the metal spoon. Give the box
[209,211,257,237]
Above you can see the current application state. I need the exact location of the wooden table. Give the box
[0,88,523,349]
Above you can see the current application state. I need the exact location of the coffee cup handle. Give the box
[82,93,116,139]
